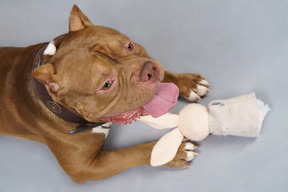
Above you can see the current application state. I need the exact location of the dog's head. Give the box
[32,5,165,123]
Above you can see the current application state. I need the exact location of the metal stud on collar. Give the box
[47,101,62,114]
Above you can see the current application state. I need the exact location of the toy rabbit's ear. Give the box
[150,129,184,167]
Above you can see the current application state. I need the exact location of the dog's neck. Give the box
[32,44,106,134]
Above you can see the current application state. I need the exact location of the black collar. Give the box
[32,44,107,134]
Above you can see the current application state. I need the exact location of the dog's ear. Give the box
[32,64,60,93]
[69,5,93,32]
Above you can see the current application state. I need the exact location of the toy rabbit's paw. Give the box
[165,141,198,169]
[176,74,211,101]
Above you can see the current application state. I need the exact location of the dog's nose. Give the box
[140,62,160,82]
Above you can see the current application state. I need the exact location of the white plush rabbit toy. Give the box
[139,93,270,166]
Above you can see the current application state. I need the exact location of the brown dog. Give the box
[0,5,210,184]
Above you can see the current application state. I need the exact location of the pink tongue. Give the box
[143,83,179,118]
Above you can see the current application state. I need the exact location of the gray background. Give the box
[1,0,287,191]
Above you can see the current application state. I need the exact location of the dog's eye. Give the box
[102,80,113,90]
[127,42,133,51]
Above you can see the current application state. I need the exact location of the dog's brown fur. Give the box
[0,5,209,184]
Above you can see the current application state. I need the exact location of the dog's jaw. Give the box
[99,83,179,125]
[99,107,146,125]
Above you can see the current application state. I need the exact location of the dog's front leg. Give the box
[45,132,195,184]
[44,133,155,184]
[163,71,211,101]
[45,131,148,184]
[73,142,155,183]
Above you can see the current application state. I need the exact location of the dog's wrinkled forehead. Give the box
[43,29,135,62]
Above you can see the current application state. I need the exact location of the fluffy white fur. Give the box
[44,41,57,55]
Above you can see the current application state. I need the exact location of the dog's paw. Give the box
[187,79,210,101]
[176,74,211,101]
[165,141,198,169]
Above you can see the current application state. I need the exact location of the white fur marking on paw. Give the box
[186,151,196,161]
[44,41,57,55]
[185,142,196,151]
[196,85,208,96]
[188,91,201,101]
[199,79,210,87]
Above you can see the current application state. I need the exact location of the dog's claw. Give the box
[185,162,191,166]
